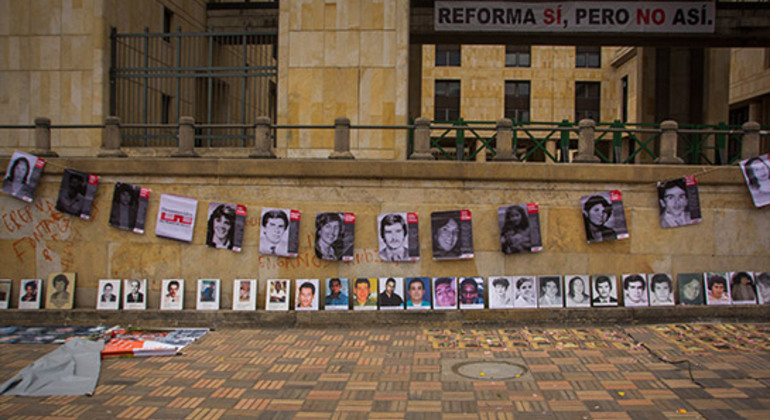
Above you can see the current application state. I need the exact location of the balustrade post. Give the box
[32,117,58,157]
[493,118,516,161]
[98,116,127,157]
[250,116,276,159]
[410,117,434,160]
[654,120,684,164]
[171,116,199,157]
[573,119,600,163]
[329,117,354,159]
[740,121,761,160]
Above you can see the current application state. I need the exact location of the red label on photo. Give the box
[160,212,193,225]
[236,205,247,216]
[139,188,150,198]
[685,176,697,186]
[460,210,472,221]
[88,175,99,185]
[610,190,622,201]
[34,159,45,168]
[290,210,301,221]
[526,203,539,214]
[407,212,418,224]
[344,213,356,223]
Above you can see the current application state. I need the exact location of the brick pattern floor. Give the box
[0,324,769,419]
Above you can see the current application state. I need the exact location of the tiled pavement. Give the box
[0,324,769,420]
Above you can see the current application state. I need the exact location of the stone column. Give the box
[329,117,354,159]
[740,121,761,160]
[32,117,58,157]
[171,116,199,157]
[98,116,127,157]
[410,117,434,160]
[654,120,684,164]
[493,118,515,161]
[250,116,276,159]
[573,119,600,163]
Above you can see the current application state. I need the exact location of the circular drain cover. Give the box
[452,361,527,380]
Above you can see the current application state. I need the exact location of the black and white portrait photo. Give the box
[260,208,290,256]
[96,279,120,310]
[0,279,11,309]
[677,273,705,306]
[755,272,770,305]
[488,276,514,309]
[498,204,543,254]
[581,191,629,244]
[378,213,420,262]
[622,274,649,307]
[739,154,770,208]
[730,272,757,305]
[431,210,473,260]
[564,275,591,308]
[537,276,563,308]
[315,212,355,261]
[109,183,148,233]
[56,169,88,217]
[648,274,675,306]
[2,151,43,203]
[657,177,701,228]
[591,275,618,307]
[123,279,147,310]
[206,203,237,250]
[512,276,537,309]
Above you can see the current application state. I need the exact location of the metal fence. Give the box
[110,28,277,147]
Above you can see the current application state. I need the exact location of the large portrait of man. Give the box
[260,208,290,256]
[378,213,419,262]
[657,177,701,228]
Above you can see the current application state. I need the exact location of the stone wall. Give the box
[1,158,768,312]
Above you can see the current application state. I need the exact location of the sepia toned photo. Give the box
[46,272,76,310]
[730,272,757,305]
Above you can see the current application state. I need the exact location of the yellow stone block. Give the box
[359,30,395,67]
[360,0,385,30]
[31,0,62,35]
[61,35,92,70]
[324,30,360,67]
[289,31,324,67]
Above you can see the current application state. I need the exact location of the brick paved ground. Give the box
[0,323,769,420]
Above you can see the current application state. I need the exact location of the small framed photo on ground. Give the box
[260,208,300,257]
[352,278,378,310]
[739,154,770,208]
[405,277,431,310]
[96,279,121,310]
[431,210,473,260]
[621,274,649,307]
[206,202,246,252]
[488,276,514,309]
[197,279,220,310]
[677,273,705,306]
[459,277,484,310]
[295,279,319,311]
[18,279,42,309]
[161,279,184,311]
[56,169,98,220]
[564,275,591,308]
[657,177,702,228]
[109,183,150,234]
[648,274,675,306]
[512,276,537,309]
[233,279,257,311]
[591,275,618,307]
[315,212,355,261]
[581,191,629,243]
[498,204,543,254]
[433,277,457,310]
[537,276,563,308]
[266,279,289,311]
[379,277,405,310]
[705,272,731,305]
[729,272,757,305]
[0,279,11,309]
[324,278,349,310]
[378,213,420,262]
[2,150,44,203]
[124,279,147,310]
[756,272,770,305]
[46,272,75,310]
